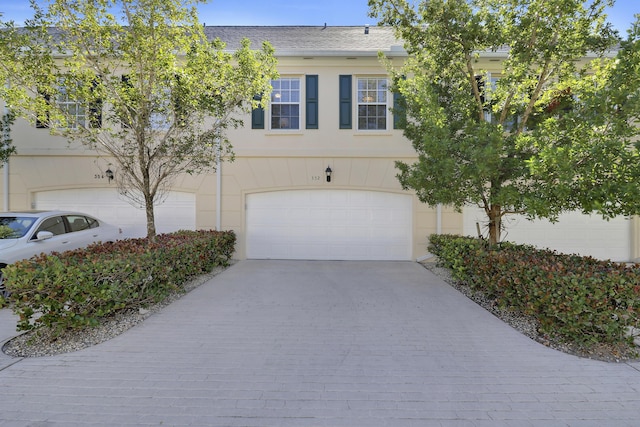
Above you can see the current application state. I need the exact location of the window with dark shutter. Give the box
[270,78,300,130]
[357,77,388,130]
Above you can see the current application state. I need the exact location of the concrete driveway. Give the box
[1,260,640,426]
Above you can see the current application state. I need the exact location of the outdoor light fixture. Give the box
[105,168,114,183]
[325,166,332,182]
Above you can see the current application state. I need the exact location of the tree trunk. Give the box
[487,203,502,245]
[145,192,156,240]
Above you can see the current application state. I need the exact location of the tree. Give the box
[368,0,636,244]
[0,111,15,165]
[1,0,278,238]
[529,14,640,220]
[0,11,36,165]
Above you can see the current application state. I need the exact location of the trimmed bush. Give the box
[429,234,640,346]
[4,230,235,336]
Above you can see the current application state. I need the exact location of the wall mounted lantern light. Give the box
[105,168,114,183]
[325,166,332,183]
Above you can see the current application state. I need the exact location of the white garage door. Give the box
[34,188,196,239]
[463,206,631,262]
[246,190,413,260]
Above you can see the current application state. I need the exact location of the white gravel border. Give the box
[3,264,230,358]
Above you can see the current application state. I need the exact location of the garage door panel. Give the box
[378,227,400,239]
[347,226,369,239]
[329,193,349,205]
[330,210,348,221]
[348,208,367,221]
[308,209,330,222]
[327,226,349,239]
[246,190,412,261]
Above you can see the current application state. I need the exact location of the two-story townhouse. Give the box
[1,26,638,262]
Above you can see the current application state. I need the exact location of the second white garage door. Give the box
[246,190,413,260]
[463,206,631,262]
[34,188,196,239]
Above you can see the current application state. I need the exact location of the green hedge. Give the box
[4,230,235,335]
[429,234,640,346]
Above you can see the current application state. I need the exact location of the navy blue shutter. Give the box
[305,75,318,129]
[89,98,103,128]
[120,75,132,128]
[392,75,407,130]
[339,75,352,129]
[35,88,50,128]
[251,94,265,129]
[393,91,406,130]
[89,79,102,128]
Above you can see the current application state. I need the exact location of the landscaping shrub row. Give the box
[4,230,235,336]
[429,234,640,346]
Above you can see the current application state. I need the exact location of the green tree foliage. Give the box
[369,0,637,244]
[0,111,16,164]
[529,15,640,219]
[0,0,278,238]
[0,7,45,165]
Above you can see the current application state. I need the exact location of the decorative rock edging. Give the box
[2,264,230,358]
[421,259,640,363]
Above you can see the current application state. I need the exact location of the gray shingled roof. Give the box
[203,26,406,57]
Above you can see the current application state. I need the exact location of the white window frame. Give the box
[481,72,524,131]
[54,80,88,129]
[480,72,500,123]
[357,77,389,131]
[149,85,174,131]
[150,105,171,130]
[270,77,301,131]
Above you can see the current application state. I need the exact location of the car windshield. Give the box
[0,217,37,239]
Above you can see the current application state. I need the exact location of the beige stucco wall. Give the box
[1,49,631,261]
[0,151,459,260]
[211,156,462,259]
[0,54,471,260]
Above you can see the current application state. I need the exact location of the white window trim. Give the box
[480,71,499,123]
[269,76,303,132]
[54,80,87,130]
[356,76,390,132]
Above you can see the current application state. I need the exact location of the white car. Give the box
[0,211,122,297]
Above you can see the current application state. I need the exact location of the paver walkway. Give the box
[1,260,640,426]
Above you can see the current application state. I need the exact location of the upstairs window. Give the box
[271,78,300,130]
[119,74,179,130]
[58,85,87,128]
[474,73,499,123]
[357,77,388,130]
[37,78,102,129]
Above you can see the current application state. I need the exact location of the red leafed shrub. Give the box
[4,230,235,335]
[429,234,640,346]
